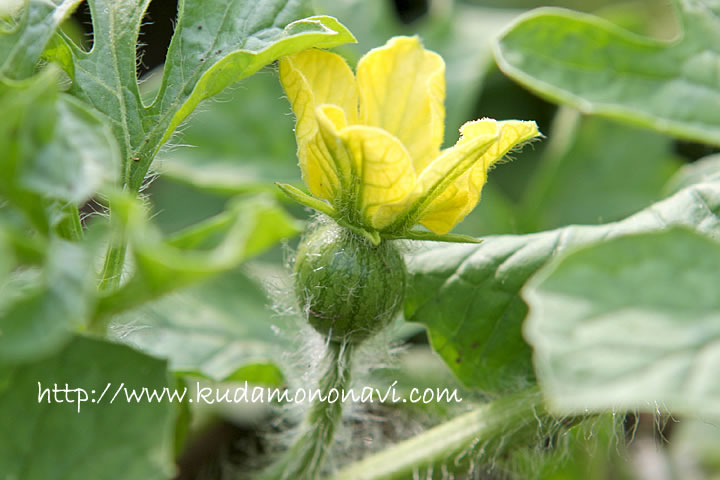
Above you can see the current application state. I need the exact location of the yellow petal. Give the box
[418,119,540,234]
[373,125,499,232]
[278,49,358,200]
[315,104,354,192]
[356,36,445,171]
[338,126,416,229]
[416,171,485,235]
[466,119,540,170]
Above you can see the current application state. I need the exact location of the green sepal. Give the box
[276,184,483,245]
[276,183,381,245]
[382,230,483,244]
[276,182,338,217]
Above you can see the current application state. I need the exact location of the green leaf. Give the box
[0,69,119,234]
[0,0,83,79]
[22,94,120,203]
[405,181,720,392]
[0,225,106,365]
[495,0,720,145]
[151,9,354,147]
[524,228,720,418]
[0,242,86,363]
[95,195,301,320]
[118,266,286,385]
[0,335,176,479]
[61,0,354,192]
[522,108,682,230]
[64,0,148,181]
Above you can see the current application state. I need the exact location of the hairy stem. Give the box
[95,209,128,331]
[264,341,354,480]
[332,387,545,480]
[92,235,127,335]
[55,203,84,241]
[98,237,125,282]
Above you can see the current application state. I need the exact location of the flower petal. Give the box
[415,171,484,235]
[278,49,358,200]
[356,36,445,171]
[373,125,499,233]
[315,104,354,196]
[340,126,416,229]
[418,119,540,234]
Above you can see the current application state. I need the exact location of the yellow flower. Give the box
[278,36,539,240]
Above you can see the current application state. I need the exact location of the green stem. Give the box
[331,387,545,480]
[92,229,127,334]
[264,342,354,480]
[94,130,161,331]
[55,203,84,241]
[97,208,127,288]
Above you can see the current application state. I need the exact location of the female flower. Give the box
[271,36,541,479]
[277,36,539,242]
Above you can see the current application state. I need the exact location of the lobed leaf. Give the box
[64,0,149,185]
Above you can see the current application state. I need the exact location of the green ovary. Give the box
[294,221,407,343]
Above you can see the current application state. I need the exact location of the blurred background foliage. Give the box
[48,0,720,477]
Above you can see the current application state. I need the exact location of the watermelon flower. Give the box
[276,36,540,244]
